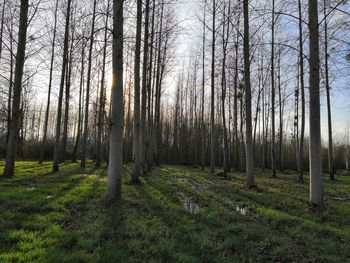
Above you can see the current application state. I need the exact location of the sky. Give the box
[172,0,350,143]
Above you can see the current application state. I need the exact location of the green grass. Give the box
[0,161,349,262]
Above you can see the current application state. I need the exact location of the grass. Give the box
[0,161,349,262]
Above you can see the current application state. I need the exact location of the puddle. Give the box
[46,195,54,199]
[177,192,200,214]
[236,205,247,215]
[324,195,349,202]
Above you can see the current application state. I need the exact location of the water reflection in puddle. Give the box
[235,206,247,215]
[178,192,200,214]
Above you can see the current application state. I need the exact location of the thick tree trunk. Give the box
[243,0,255,187]
[53,0,72,172]
[106,0,124,200]
[81,0,97,168]
[3,0,29,177]
[308,0,323,207]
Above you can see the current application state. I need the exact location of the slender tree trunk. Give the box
[3,0,29,177]
[141,0,150,174]
[210,0,216,173]
[72,38,85,163]
[53,0,72,171]
[243,0,255,187]
[153,0,164,166]
[132,0,142,182]
[221,2,230,174]
[298,0,305,182]
[201,1,206,171]
[271,0,276,178]
[96,0,110,168]
[81,0,97,168]
[278,50,283,170]
[106,0,124,200]
[233,29,239,171]
[323,0,334,180]
[308,0,323,207]
[146,0,156,172]
[61,28,74,161]
[0,0,6,60]
[39,0,59,164]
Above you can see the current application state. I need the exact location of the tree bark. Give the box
[53,0,72,171]
[39,0,59,164]
[308,0,323,207]
[81,0,97,168]
[132,0,142,182]
[298,0,306,182]
[106,0,124,200]
[96,0,110,168]
[243,0,255,187]
[3,0,29,177]
[210,0,216,173]
[271,0,277,178]
[323,0,334,181]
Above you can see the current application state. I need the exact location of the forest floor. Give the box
[0,161,350,262]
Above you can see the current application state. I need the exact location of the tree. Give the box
[132,0,142,182]
[81,0,97,168]
[210,0,216,173]
[96,0,110,168]
[39,0,59,164]
[141,0,150,174]
[323,0,334,181]
[298,0,306,182]
[106,0,124,200]
[271,0,277,178]
[243,0,255,187]
[308,0,323,207]
[53,0,73,172]
[3,0,29,177]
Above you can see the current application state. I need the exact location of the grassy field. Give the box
[0,161,349,262]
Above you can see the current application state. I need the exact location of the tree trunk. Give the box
[3,0,29,177]
[72,38,85,163]
[323,0,334,181]
[53,0,72,171]
[210,0,216,173]
[106,0,124,200]
[81,0,97,168]
[271,0,276,178]
[39,0,59,164]
[0,0,6,60]
[132,0,142,182]
[61,28,74,161]
[243,0,255,187]
[201,0,206,171]
[308,0,323,207]
[96,0,110,168]
[298,0,306,182]
[140,0,150,174]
